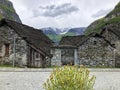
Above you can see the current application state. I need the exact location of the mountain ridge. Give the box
[84,2,120,35]
[41,27,86,43]
[0,0,21,23]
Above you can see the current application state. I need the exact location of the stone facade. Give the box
[61,49,74,65]
[0,26,27,67]
[51,35,117,67]
[51,49,61,66]
[27,46,51,68]
[0,19,53,68]
[51,47,77,66]
[0,26,51,68]
[101,29,120,67]
[78,37,115,67]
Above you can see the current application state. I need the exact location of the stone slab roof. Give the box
[60,33,115,48]
[0,19,53,57]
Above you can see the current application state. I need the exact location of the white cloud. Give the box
[9,0,120,28]
[33,3,79,17]
[92,9,112,18]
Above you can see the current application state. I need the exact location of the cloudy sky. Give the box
[9,0,120,29]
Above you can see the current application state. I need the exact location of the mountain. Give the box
[41,27,86,43]
[0,0,21,23]
[67,27,86,35]
[84,2,120,35]
[41,27,70,35]
[41,27,57,35]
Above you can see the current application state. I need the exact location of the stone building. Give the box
[100,24,120,67]
[51,45,76,66]
[51,33,117,67]
[0,19,53,67]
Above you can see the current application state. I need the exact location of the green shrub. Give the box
[43,66,96,90]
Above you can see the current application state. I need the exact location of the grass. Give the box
[0,2,16,20]
[0,65,19,68]
[84,16,120,35]
[107,2,120,16]
[0,3,15,13]
[47,32,76,43]
[0,14,3,19]
[85,2,120,35]
[47,65,116,69]
[0,64,117,69]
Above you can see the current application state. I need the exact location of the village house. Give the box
[0,19,120,68]
[100,24,120,67]
[51,33,118,67]
[0,19,53,68]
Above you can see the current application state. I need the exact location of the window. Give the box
[5,43,10,57]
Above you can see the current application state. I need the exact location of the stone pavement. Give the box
[0,68,119,90]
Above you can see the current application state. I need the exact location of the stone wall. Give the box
[51,48,61,66]
[0,26,27,67]
[51,48,75,66]
[51,36,116,67]
[102,29,119,45]
[78,37,115,67]
[61,49,74,65]
[102,30,120,67]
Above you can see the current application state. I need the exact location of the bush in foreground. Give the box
[43,66,96,90]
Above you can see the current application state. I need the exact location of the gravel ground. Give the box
[0,72,50,90]
[0,70,119,90]
[92,72,120,90]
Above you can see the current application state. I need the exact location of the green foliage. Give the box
[0,14,3,19]
[106,16,120,23]
[108,2,120,16]
[84,16,120,35]
[84,2,120,36]
[0,3,15,13]
[108,7,120,16]
[115,2,120,9]
[0,2,15,20]
[43,66,96,90]
[0,64,19,68]
[47,32,76,43]
[84,18,105,35]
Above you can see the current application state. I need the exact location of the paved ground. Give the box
[0,72,50,90]
[0,68,119,90]
[92,72,120,90]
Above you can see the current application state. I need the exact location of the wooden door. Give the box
[5,43,10,57]
[34,53,42,67]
